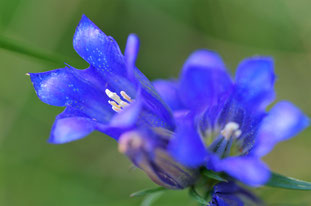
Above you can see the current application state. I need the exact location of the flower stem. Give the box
[0,34,66,64]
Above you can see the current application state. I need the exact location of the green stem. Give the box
[0,34,66,64]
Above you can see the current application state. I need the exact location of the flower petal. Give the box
[73,15,126,75]
[110,96,142,128]
[135,75,175,130]
[124,34,175,130]
[122,32,176,130]
[217,157,270,186]
[253,101,309,157]
[28,68,75,107]
[48,108,96,144]
[72,15,139,96]
[169,115,207,167]
[214,195,244,206]
[210,181,263,206]
[125,34,140,80]
[28,67,115,123]
[179,50,232,110]
[95,104,143,140]
[235,57,276,111]
[153,79,184,111]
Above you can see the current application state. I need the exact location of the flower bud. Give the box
[118,129,199,189]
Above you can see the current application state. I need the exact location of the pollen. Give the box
[105,89,133,112]
[221,122,242,139]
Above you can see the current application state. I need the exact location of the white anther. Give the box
[108,100,121,109]
[112,106,121,112]
[234,130,242,138]
[119,101,129,107]
[106,89,133,112]
[221,122,242,139]
[121,91,133,102]
[105,89,122,103]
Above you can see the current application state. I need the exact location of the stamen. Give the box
[121,91,133,102]
[105,89,134,112]
[119,101,129,107]
[105,89,122,103]
[221,122,242,139]
[234,130,242,138]
[108,100,121,109]
[112,106,121,112]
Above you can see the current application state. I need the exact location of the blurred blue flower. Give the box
[154,50,309,186]
[208,181,262,206]
[28,15,197,189]
[118,128,198,189]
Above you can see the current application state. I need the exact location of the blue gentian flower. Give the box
[208,181,263,206]
[29,15,175,143]
[153,50,309,186]
[28,15,197,189]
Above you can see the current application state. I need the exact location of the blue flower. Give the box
[29,15,174,143]
[28,15,197,189]
[153,50,309,186]
[208,181,263,206]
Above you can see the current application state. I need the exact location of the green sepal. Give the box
[201,169,228,182]
[130,187,167,197]
[189,186,210,205]
[140,191,164,206]
[266,172,311,190]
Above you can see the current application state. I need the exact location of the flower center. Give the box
[220,122,242,140]
[207,121,243,158]
[105,89,133,112]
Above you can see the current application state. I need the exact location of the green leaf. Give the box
[140,191,164,206]
[266,172,311,190]
[201,169,228,182]
[130,187,167,197]
[189,186,209,205]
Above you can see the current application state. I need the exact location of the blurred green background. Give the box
[1,0,311,205]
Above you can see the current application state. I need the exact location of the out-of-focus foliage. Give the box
[0,0,310,205]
